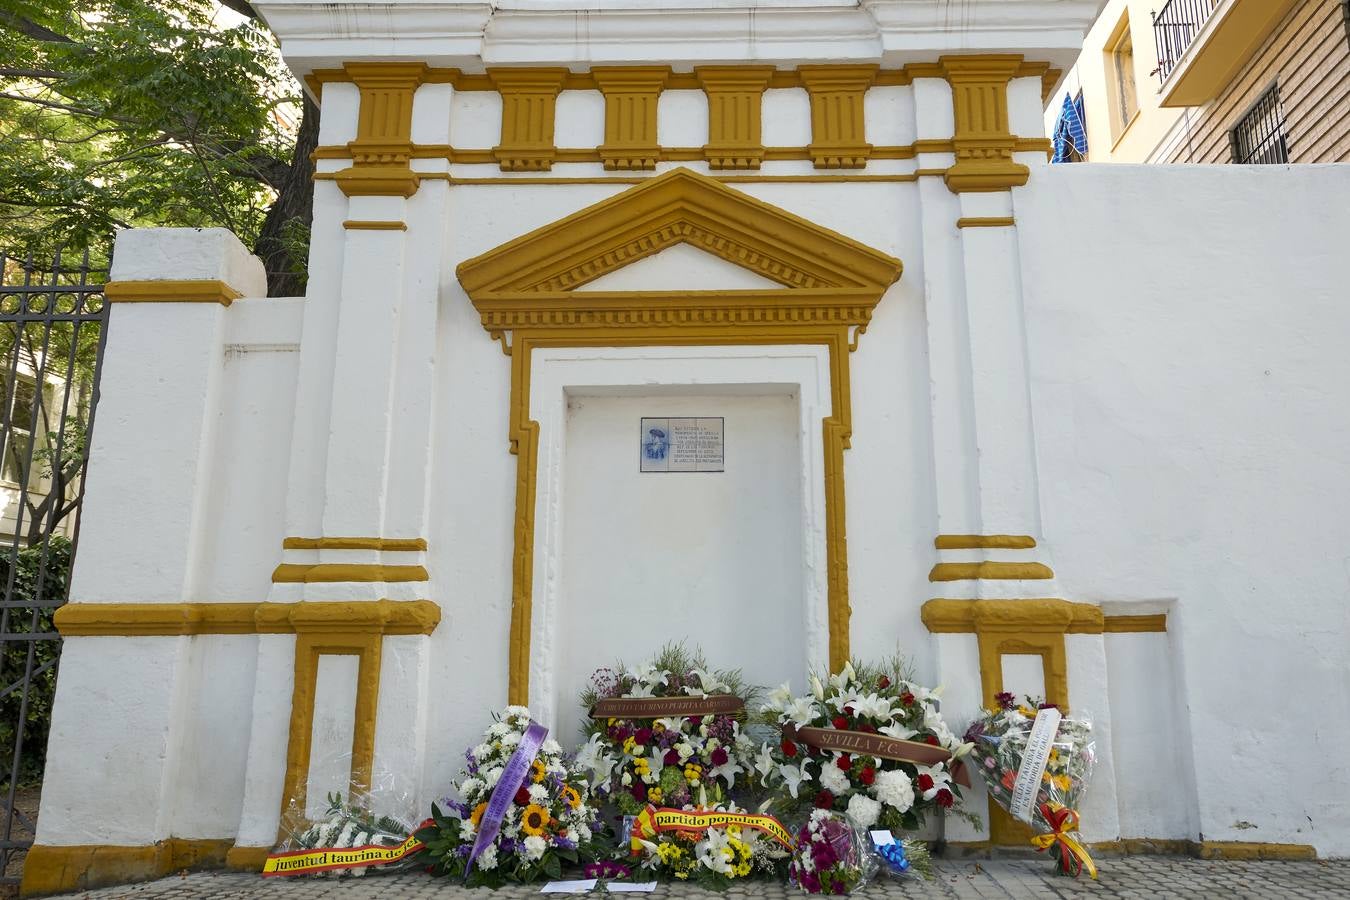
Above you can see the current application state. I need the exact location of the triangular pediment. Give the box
[573,243,787,292]
[456,168,902,301]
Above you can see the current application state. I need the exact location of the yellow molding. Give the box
[270,563,428,584]
[54,600,441,637]
[921,598,1104,635]
[695,66,775,170]
[1103,614,1168,633]
[336,62,427,198]
[1197,842,1317,861]
[950,838,1314,859]
[21,838,231,896]
[341,220,407,231]
[104,280,242,306]
[940,55,1030,194]
[282,536,428,551]
[593,66,671,171]
[455,168,901,704]
[798,65,877,169]
[934,534,1036,550]
[279,631,381,841]
[928,561,1054,581]
[489,67,569,172]
[956,217,1015,229]
[224,844,271,871]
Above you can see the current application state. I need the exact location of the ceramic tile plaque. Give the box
[639,417,724,472]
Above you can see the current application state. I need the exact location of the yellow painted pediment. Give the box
[456,167,902,341]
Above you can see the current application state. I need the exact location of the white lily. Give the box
[753,743,777,783]
[829,661,857,692]
[696,827,733,874]
[763,681,795,713]
[685,667,729,695]
[778,758,814,799]
[710,756,741,790]
[851,692,895,720]
[827,686,862,714]
[878,721,919,741]
[575,733,616,789]
[809,674,825,701]
[783,696,818,727]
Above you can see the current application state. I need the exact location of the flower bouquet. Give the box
[758,658,974,833]
[414,706,603,886]
[963,695,1097,878]
[788,809,873,894]
[625,792,792,888]
[577,644,760,817]
[263,790,425,877]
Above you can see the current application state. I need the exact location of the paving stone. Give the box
[47,858,1350,899]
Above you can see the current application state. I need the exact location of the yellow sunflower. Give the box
[470,802,488,827]
[531,759,547,784]
[521,803,552,836]
[561,785,582,809]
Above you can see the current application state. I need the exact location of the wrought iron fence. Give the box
[1152,0,1220,83]
[0,250,108,887]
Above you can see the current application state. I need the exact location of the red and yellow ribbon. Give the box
[630,805,793,853]
[1030,802,1097,880]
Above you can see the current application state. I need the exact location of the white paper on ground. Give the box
[606,883,658,893]
[540,879,598,893]
[870,830,896,847]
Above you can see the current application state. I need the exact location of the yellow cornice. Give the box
[334,62,427,197]
[921,598,1104,635]
[333,165,420,198]
[928,561,1054,582]
[956,217,1015,229]
[939,54,1030,194]
[270,563,428,584]
[53,599,441,637]
[104,280,243,306]
[341,220,407,231]
[1103,614,1168,633]
[282,536,427,551]
[934,534,1036,550]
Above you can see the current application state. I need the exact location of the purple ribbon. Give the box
[465,719,549,879]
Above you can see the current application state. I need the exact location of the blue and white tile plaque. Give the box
[639,417,724,472]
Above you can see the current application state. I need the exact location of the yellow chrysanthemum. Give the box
[521,804,551,836]
[1053,774,1073,792]
[648,787,663,804]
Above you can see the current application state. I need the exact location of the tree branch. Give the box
[0,11,77,45]
[0,67,67,80]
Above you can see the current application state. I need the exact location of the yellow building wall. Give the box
[1050,0,1188,162]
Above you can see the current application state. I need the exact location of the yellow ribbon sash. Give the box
[1030,802,1097,880]
[262,830,425,876]
[631,805,794,850]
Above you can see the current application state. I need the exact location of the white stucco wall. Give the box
[1016,163,1350,854]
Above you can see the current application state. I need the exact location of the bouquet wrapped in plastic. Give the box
[963,695,1097,878]
[625,792,792,888]
[788,810,874,894]
[414,706,604,886]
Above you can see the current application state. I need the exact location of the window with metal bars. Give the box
[1230,85,1290,164]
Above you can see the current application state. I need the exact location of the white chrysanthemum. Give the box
[459,819,476,840]
[484,766,503,788]
[459,777,483,798]
[871,769,915,813]
[472,742,492,760]
[528,783,549,804]
[819,761,850,795]
[522,835,548,861]
[576,823,593,843]
[542,738,562,755]
[845,793,881,830]
[487,722,510,738]
[504,705,532,719]
[501,731,522,748]
[477,843,499,870]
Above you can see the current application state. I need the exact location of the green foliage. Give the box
[0,536,71,787]
[0,0,311,290]
[415,803,585,889]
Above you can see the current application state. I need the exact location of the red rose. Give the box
[836,754,851,770]
[635,728,653,745]
[860,767,876,786]
[900,692,915,706]
[831,716,848,730]
[924,735,940,747]
[781,739,798,759]
[514,786,531,805]
[842,704,855,716]
[878,675,891,690]
[632,781,647,802]
[936,789,954,808]
[813,790,834,809]
[711,747,729,767]
[664,749,680,766]
[917,774,934,792]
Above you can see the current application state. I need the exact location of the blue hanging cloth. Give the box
[1051,92,1088,163]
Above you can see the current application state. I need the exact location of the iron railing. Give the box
[1231,85,1290,164]
[1152,0,1221,83]
[0,249,108,887]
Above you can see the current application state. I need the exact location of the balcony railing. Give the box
[1152,0,1220,83]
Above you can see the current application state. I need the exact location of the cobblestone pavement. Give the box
[53,857,1350,899]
